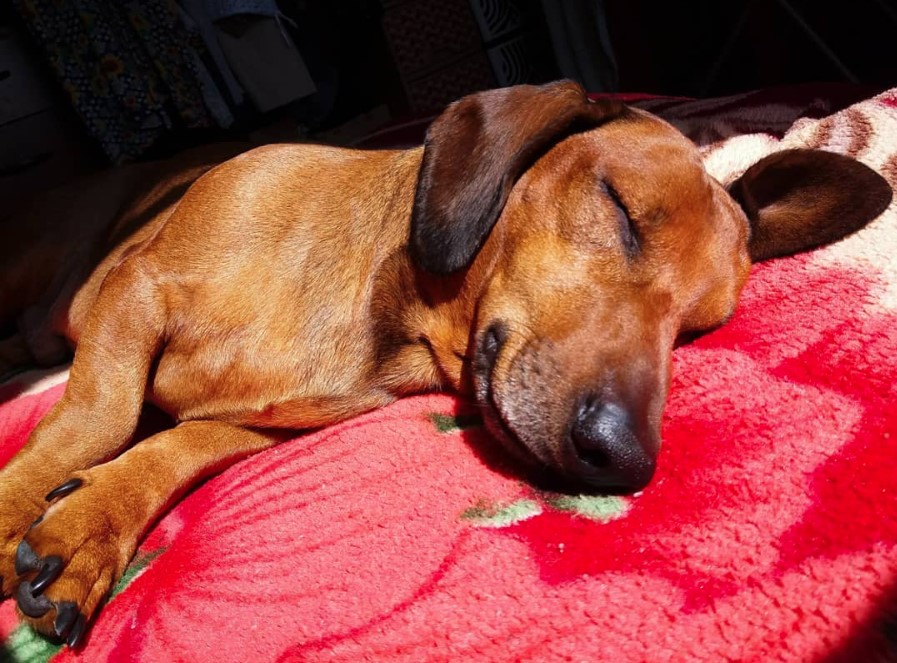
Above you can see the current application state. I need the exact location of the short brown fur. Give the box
[0,81,890,645]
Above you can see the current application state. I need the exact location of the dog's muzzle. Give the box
[475,323,658,493]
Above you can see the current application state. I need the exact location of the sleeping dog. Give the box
[0,80,891,646]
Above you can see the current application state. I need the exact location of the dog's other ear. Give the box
[410,80,627,274]
[727,148,892,263]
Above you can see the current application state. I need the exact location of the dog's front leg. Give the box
[0,260,165,605]
[9,420,284,646]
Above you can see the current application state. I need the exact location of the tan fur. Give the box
[0,81,889,645]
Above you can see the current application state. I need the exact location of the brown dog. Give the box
[0,81,891,646]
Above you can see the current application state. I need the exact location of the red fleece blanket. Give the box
[2,86,897,662]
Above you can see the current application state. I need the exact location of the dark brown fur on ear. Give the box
[728,148,893,262]
[410,80,628,275]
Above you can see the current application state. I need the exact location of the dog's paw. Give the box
[11,474,139,648]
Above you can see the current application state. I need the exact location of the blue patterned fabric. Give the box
[13,0,214,163]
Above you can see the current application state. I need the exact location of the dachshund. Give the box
[0,80,891,646]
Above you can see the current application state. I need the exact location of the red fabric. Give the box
[2,88,897,661]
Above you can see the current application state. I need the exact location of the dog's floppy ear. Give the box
[410,80,627,274]
[727,148,892,263]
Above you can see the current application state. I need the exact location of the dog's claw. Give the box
[29,515,44,529]
[16,581,52,617]
[66,613,87,648]
[54,601,79,639]
[45,478,83,502]
[14,539,40,575]
[30,555,63,596]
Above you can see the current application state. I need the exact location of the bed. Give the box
[2,82,896,662]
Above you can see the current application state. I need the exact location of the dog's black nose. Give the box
[569,400,656,492]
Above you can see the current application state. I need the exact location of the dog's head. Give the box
[410,81,892,493]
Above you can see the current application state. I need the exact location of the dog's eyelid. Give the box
[602,179,640,256]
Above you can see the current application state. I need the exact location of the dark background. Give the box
[2,0,896,206]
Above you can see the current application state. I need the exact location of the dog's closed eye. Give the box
[602,180,639,257]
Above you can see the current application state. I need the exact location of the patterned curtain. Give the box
[13,0,215,163]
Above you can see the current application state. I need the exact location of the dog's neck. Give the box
[364,183,504,399]
[366,248,475,398]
